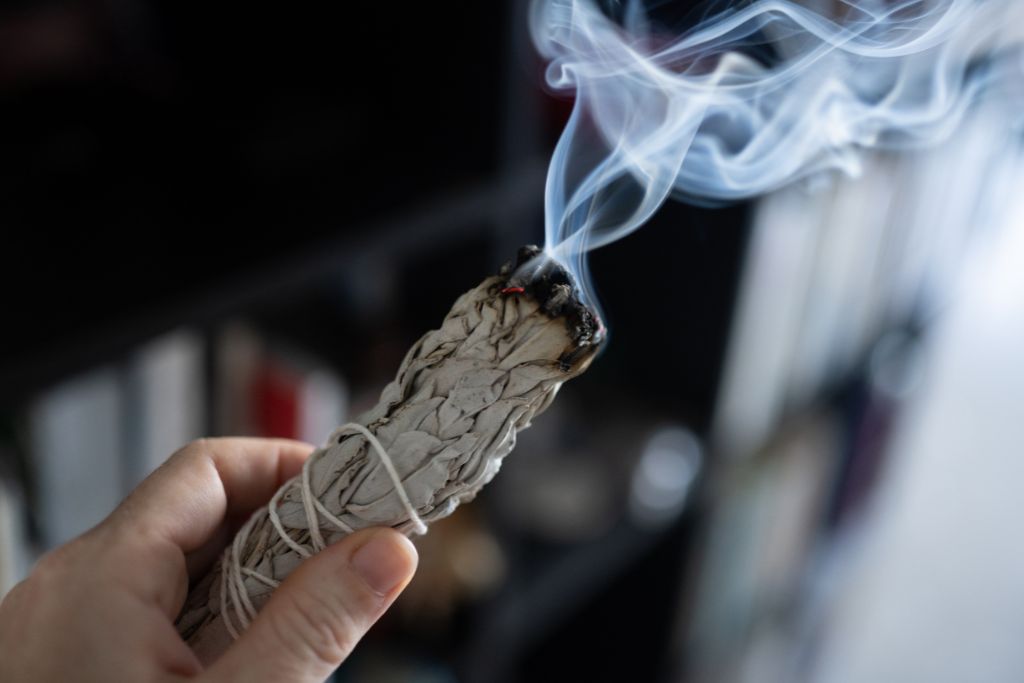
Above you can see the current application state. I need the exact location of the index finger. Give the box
[111,437,315,553]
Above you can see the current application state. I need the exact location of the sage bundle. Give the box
[176,246,602,663]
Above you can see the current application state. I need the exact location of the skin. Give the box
[0,438,419,683]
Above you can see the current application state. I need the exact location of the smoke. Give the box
[529,0,1023,289]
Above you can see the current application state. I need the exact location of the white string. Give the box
[337,424,429,537]
[218,423,427,640]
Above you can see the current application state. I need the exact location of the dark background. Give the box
[0,2,751,681]
[0,0,746,421]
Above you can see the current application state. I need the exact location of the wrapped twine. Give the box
[176,261,600,663]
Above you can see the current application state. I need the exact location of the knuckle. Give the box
[25,543,90,601]
[271,589,360,667]
[32,551,60,577]
[30,536,104,590]
[165,437,217,475]
[180,437,212,459]
[33,543,75,577]
[0,577,34,612]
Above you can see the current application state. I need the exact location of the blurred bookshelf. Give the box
[672,103,1012,682]
[0,2,1014,683]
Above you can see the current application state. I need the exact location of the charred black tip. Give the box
[501,245,604,358]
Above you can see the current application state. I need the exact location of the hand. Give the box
[0,438,419,682]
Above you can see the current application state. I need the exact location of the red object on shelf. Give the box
[251,363,299,439]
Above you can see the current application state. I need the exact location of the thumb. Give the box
[206,527,418,683]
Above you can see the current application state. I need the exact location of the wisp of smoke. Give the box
[529,0,1024,296]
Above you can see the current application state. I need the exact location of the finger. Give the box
[206,528,418,683]
[110,437,314,553]
[94,438,313,622]
[184,516,232,582]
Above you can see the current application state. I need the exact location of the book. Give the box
[0,473,30,596]
[28,368,125,546]
[126,330,206,487]
[216,323,347,445]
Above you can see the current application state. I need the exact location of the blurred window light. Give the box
[868,331,924,402]
[629,426,702,528]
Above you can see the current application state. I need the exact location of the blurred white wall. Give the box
[810,146,1024,683]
